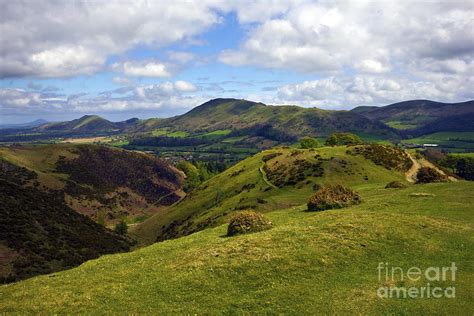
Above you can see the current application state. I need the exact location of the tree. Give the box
[325,132,363,146]
[114,220,128,235]
[299,137,320,149]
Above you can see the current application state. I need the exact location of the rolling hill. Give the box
[130,144,412,246]
[0,159,133,283]
[155,98,398,140]
[352,99,474,132]
[0,144,185,225]
[1,180,473,313]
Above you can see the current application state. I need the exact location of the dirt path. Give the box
[405,152,457,182]
[405,154,421,183]
[259,163,278,189]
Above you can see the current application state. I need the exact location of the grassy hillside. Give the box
[157,98,398,140]
[131,145,410,246]
[352,100,474,130]
[0,144,184,225]
[0,160,132,282]
[1,181,473,313]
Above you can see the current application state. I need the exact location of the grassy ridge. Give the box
[131,146,407,246]
[1,181,473,313]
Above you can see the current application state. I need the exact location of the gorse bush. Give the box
[227,211,272,236]
[307,184,361,211]
[385,181,408,189]
[299,137,320,149]
[325,132,363,146]
[416,167,447,184]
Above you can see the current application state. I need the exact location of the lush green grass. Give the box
[197,129,232,138]
[401,132,474,151]
[450,152,474,158]
[1,181,473,313]
[385,120,418,130]
[131,146,407,246]
[151,128,188,138]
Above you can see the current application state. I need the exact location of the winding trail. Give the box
[259,162,278,189]
[405,154,421,183]
[405,152,457,182]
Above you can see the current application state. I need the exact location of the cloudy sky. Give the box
[1,0,473,123]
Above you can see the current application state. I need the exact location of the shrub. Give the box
[385,181,408,189]
[416,167,447,184]
[307,184,361,211]
[227,211,272,236]
[114,220,128,235]
[299,137,320,149]
[325,132,363,146]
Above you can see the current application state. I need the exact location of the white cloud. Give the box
[276,74,474,109]
[112,61,171,78]
[112,77,133,86]
[219,1,474,76]
[175,81,197,92]
[0,1,222,78]
[0,81,201,117]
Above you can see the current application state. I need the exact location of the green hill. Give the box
[131,144,412,246]
[37,115,117,132]
[1,180,473,313]
[352,100,474,131]
[157,98,398,141]
[0,159,132,283]
[0,144,185,225]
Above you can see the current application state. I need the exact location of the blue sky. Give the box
[1,1,473,123]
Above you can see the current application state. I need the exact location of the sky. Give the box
[1,0,473,124]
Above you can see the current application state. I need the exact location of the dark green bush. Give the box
[307,184,361,211]
[325,132,363,146]
[299,137,320,149]
[385,181,408,189]
[227,211,272,236]
[416,167,447,184]
[114,220,128,235]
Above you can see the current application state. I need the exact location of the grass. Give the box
[131,145,407,246]
[1,181,473,314]
[151,128,188,138]
[450,152,474,158]
[385,120,418,130]
[401,132,474,151]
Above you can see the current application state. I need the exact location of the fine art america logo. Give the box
[377,262,457,299]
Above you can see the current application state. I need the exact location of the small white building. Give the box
[423,144,439,147]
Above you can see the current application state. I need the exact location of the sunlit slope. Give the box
[0,144,184,224]
[1,181,473,314]
[131,145,408,245]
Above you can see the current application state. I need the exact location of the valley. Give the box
[1,98,473,313]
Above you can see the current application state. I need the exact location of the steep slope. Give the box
[36,115,117,132]
[405,112,474,136]
[0,160,132,282]
[352,99,474,130]
[0,144,185,225]
[157,98,398,140]
[131,144,412,245]
[1,181,473,313]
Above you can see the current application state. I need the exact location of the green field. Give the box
[1,181,473,313]
[402,132,474,151]
[385,120,418,130]
[131,145,408,246]
[151,128,188,138]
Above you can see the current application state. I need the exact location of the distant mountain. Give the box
[36,115,117,132]
[352,100,474,130]
[155,98,398,140]
[0,119,48,129]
